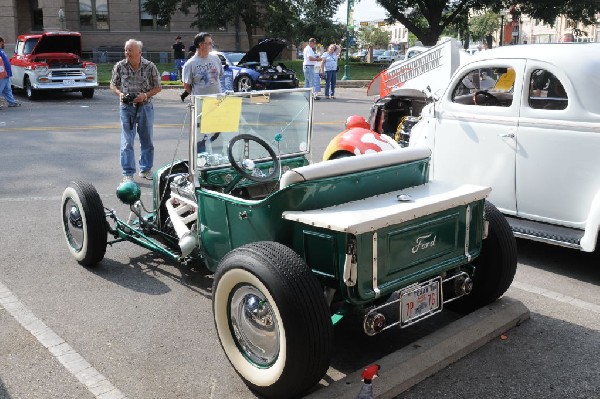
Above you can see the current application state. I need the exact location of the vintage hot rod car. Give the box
[326,42,600,253]
[61,88,516,398]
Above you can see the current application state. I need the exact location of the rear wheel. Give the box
[25,77,38,100]
[449,201,517,313]
[212,242,332,398]
[81,89,94,99]
[61,181,107,266]
[235,75,253,92]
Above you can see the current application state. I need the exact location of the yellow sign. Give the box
[495,68,516,91]
[377,21,386,27]
[200,96,242,133]
[360,21,368,27]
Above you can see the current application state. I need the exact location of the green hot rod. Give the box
[61,88,516,399]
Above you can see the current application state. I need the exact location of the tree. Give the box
[469,11,500,45]
[143,0,344,49]
[374,0,600,46]
[356,26,391,49]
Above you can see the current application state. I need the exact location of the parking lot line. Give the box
[0,280,127,399]
[512,280,600,313]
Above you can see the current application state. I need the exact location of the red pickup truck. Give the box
[10,31,98,99]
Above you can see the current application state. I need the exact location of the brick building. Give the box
[0,0,260,56]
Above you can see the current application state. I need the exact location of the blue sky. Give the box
[334,0,388,23]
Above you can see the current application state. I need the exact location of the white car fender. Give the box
[579,188,600,252]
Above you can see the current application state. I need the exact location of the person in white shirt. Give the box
[302,38,322,100]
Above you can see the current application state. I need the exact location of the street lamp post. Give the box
[499,13,504,46]
[342,0,354,80]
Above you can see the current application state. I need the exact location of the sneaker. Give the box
[122,175,134,183]
[138,170,152,180]
[331,96,336,99]
[8,102,21,107]
[314,96,321,100]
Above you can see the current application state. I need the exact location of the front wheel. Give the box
[449,201,517,313]
[212,242,332,399]
[61,181,108,266]
[81,89,94,99]
[235,75,253,92]
[25,77,38,100]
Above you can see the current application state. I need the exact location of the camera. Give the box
[180,90,190,102]
[122,93,138,104]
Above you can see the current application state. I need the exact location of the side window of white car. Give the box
[528,69,568,110]
[451,67,514,107]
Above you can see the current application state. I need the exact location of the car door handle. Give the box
[498,133,515,139]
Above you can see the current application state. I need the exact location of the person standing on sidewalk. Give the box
[302,38,322,100]
[0,36,21,109]
[321,44,340,99]
[172,36,186,79]
[110,39,161,183]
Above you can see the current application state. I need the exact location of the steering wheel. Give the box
[473,90,498,106]
[227,134,280,183]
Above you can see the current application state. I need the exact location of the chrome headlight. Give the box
[84,65,97,73]
[35,66,49,75]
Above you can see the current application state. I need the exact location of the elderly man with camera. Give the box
[110,39,162,183]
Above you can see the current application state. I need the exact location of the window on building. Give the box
[79,0,109,31]
[140,0,169,31]
[30,0,43,31]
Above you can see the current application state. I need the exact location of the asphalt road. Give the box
[0,87,598,399]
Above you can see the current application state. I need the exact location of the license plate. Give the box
[63,79,75,85]
[400,277,442,326]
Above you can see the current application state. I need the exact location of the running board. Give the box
[505,216,583,250]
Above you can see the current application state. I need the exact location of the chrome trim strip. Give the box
[464,205,471,262]
[373,232,380,298]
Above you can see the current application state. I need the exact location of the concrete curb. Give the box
[306,297,530,399]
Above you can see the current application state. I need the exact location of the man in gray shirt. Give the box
[110,38,161,182]
[181,32,223,96]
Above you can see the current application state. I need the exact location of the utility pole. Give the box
[342,0,354,80]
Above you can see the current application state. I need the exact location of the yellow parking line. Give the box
[0,121,344,132]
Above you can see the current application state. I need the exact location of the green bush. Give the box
[96,60,385,85]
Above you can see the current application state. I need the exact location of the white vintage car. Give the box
[328,42,600,252]
[409,43,600,252]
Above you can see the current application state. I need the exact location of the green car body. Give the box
[61,88,516,399]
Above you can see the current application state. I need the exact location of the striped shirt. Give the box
[111,57,160,101]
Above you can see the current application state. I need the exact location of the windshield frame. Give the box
[188,88,314,186]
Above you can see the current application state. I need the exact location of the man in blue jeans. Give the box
[110,39,162,182]
[0,36,21,109]
[302,38,322,100]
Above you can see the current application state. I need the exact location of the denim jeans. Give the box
[119,102,154,176]
[303,65,316,91]
[0,77,18,105]
[325,70,337,97]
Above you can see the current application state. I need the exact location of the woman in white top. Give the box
[321,44,340,99]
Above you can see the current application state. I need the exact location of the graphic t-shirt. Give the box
[182,54,224,95]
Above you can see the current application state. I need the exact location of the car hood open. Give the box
[238,38,287,65]
[32,34,82,57]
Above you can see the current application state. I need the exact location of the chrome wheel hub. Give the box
[63,198,84,250]
[230,285,280,367]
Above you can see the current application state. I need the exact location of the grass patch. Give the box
[96,60,386,85]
